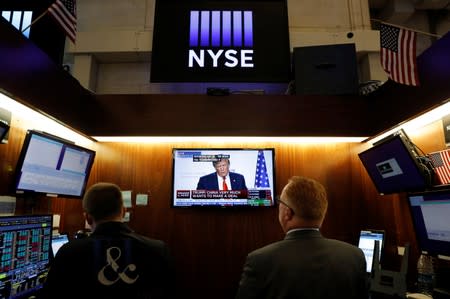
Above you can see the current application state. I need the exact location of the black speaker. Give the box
[293,43,359,95]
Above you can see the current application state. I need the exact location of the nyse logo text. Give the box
[188,49,253,68]
[188,10,254,69]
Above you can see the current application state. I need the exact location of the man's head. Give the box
[212,158,230,178]
[83,182,124,227]
[278,176,328,232]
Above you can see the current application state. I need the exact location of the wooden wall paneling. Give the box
[348,143,371,242]
[391,193,420,288]
[0,125,27,195]
[320,142,367,243]
[51,198,67,232]
[127,143,175,240]
[50,197,83,236]
[88,94,371,137]
[14,195,50,215]
[408,121,447,154]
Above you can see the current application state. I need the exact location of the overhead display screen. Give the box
[151,0,291,83]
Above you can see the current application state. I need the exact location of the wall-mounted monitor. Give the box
[408,189,450,257]
[13,130,96,198]
[172,148,275,207]
[0,121,10,143]
[0,214,53,299]
[358,131,434,195]
[151,0,291,83]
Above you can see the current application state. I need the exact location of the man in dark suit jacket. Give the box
[196,158,247,190]
[236,176,369,299]
[42,183,176,299]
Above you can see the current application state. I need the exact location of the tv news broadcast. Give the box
[172,148,275,207]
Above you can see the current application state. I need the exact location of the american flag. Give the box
[254,150,270,188]
[428,149,450,185]
[48,0,77,43]
[380,23,419,86]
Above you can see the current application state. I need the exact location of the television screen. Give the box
[150,0,291,83]
[408,190,450,257]
[0,214,53,299]
[358,132,434,195]
[0,121,10,143]
[172,148,275,207]
[13,130,96,198]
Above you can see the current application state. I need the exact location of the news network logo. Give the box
[188,10,254,68]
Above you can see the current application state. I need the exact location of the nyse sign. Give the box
[188,10,254,69]
[188,49,254,68]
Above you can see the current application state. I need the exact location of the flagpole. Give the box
[21,10,49,33]
[371,18,442,38]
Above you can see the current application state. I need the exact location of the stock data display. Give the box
[0,215,52,299]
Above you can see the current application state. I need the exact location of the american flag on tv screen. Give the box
[428,149,450,185]
[48,0,77,43]
[254,150,270,188]
[380,23,419,86]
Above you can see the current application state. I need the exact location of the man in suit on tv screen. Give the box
[196,157,247,191]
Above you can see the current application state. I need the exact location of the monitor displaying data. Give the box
[357,229,385,273]
[0,214,53,299]
[13,130,96,198]
[408,190,450,257]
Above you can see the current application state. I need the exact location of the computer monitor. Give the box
[408,189,450,257]
[13,130,96,198]
[51,234,69,258]
[0,214,53,299]
[357,229,385,273]
[358,130,434,195]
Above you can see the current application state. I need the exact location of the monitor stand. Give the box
[370,241,410,298]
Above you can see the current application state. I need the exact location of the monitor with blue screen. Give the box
[0,214,52,299]
[358,131,433,195]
